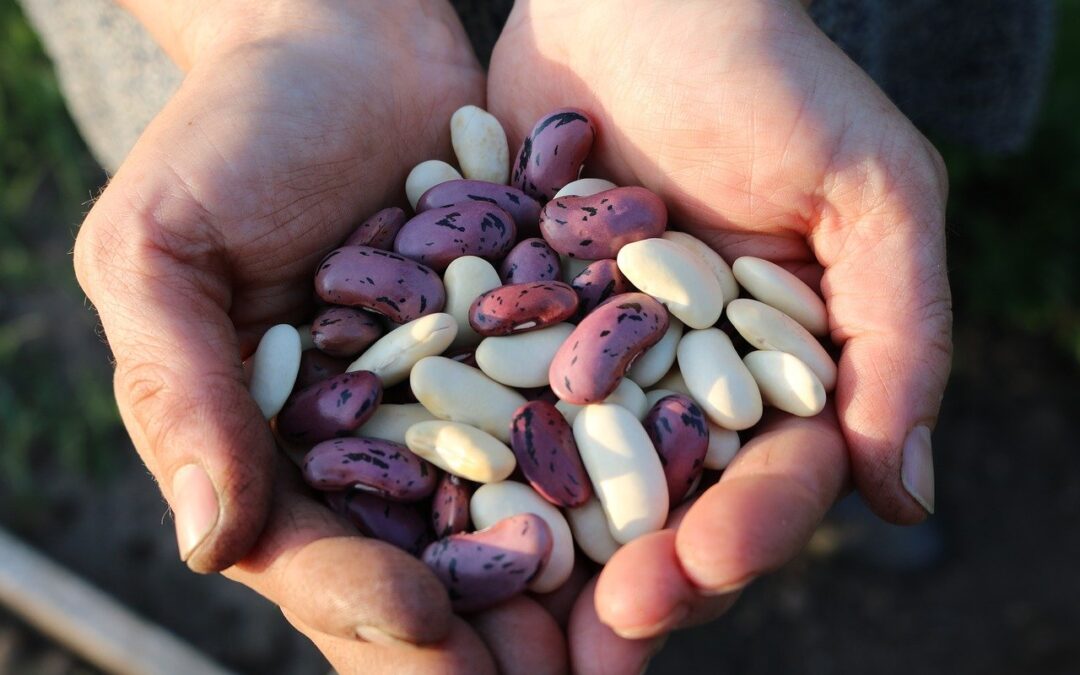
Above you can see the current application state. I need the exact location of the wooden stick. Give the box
[0,526,234,675]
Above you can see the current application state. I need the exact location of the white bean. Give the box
[661,230,739,305]
[405,160,462,210]
[411,356,526,442]
[617,238,724,329]
[677,328,762,430]
[743,350,826,417]
[726,299,836,391]
[451,105,510,185]
[355,403,437,444]
[732,256,828,336]
[564,496,621,564]
[443,256,502,350]
[476,323,574,388]
[557,378,648,424]
[346,313,456,386]
[627,317,684,388]
[553,177,617,199]
[405,420,516,482]
[248,324,302,419]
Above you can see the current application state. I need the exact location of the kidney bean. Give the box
[548,292,669,404]
[570,259,633,317]
[510,401,591,507]
[417,180,541,237]
[302,437,437,502]
[328,490,431,556]
[539,186,667,259]
[310,306,382,358]
[512,108,596,202]
[422,513,553,612]
[277,371,382,443]
[314,246,445,323]
[469,281,579,336]
[344,207,407,250]
[295,349,349,390]
[431,473,475,538]
[394,202,517,272]
[642,394,709,505]
[499,238,560,284]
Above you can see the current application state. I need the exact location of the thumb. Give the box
[816,140,952,523]
[75,174,274,573]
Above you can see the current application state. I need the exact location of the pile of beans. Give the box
[246,105,835,612]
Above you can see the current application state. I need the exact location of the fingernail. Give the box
[356,624,410,647]
[699,575,754,597]
[901,425,935,514]
[614,604,688,640]
[172,464,220,562]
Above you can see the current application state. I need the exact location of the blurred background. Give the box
[1,0,1077,672]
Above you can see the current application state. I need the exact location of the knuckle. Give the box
[114,360,192,456]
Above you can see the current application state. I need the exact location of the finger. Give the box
[814,155,951,522]
[676,408,849,593]
[223,459,452,645]
[74,181,277,573]
[530,556,595,629]
[283,609,497,675]
[595,530,737,640]
[469,596,568,675]
[568,578,664,675]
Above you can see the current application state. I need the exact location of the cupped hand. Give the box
[488,0,951,667]
[73,0,571,670]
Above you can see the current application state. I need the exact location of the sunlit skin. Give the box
[73,0,951,673]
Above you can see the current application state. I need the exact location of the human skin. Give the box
[73,0,949,672]
[487,0,951,667]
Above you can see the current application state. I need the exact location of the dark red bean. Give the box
[314,245,445,323]
[393,202,516,272]
[510,401,591,507]
[277,371,382,443]
[570,259,634,317]
[311,306,382,358]
[548,293,669,404]
[417,180,542,237]
[643,394,710,505]
[295,349,350,390]
[331,490,431,556]
[344,207,407,250]
[302,437,437,502]
[539,186,667,259]
[422,514,553,612]
[469,281,579,336]
[431,474,474,538]
[512,108,596,202]
[499,238,560,284]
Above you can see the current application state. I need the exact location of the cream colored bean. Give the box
[355,403,437,444]
[406,420,516,483]
[411,356,526,442]
[346,313,456,386]
[732,256,828,336]
[726,299,837,391]
[677,328,763,430]
[661,231,738,305]
[564,496,621,564]
[471,481,575,592]
[743,350,826,417]
[557,378,648,424]
[560,254,594,284]
[553,177,618,199]
[405,160,462,210]
[451,105,510,184]
[627,317,684,388]
[573,403,669,544]
[654,368,691,397]
[249,324,302,419]
[476,323,574,388]
[704,423,741,470]
[617,238,724,329]
[443,256,502,349]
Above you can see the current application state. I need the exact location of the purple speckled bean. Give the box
[570,259,634,317]
[417,180,542,237]
[510,401,591,507]
[393,202,516,272]
[499,238,560,284]
[330,490,431,556]
[539,187,667,259]
[295,349,349,390]
[431,473,474,538]
[468,281,579,336]
[278,371,382,443]
[302,437,437,502]
[314,246,445,323]
[643,394,710,505]
[344,207,407,250]
[548,293,669,404]
[512,108,596,202]
[422,513,553,612]
[310,306,382,358]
